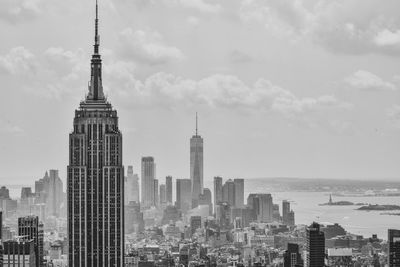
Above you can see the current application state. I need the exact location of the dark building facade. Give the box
[18,216,43,267]
[166,176,173,204]
[3,240,36,267]
[284,243,303,267]
[305,222,325,267]
[389,229,400,267]
[67,2,124,266]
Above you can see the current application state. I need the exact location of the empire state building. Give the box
[67,2,124,266]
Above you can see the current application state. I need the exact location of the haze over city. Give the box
[1,0,400,183]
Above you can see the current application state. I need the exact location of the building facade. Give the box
[234,179,244,208]
[67,3,124,266]
[190,114,203,208]
[305,222,325,267]
[125,166,139,204]
[166,176,173,205]
[389,229,400,267]
[176,179,192,213]
[141,157,155,208]
[18,216,43,267]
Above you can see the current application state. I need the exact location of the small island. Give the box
[319,194,367,206]
[357,204,400,211]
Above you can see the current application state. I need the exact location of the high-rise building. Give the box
[176,179,192,213]
[388,229,400,267]
[67,2,124,265]
[0,186,10,199]
[247,194,273,223]
[0,211,2,241]
[282,200,290,224]
[2,240,36,266]
[190,113,203,208]
[222,179,235,207]
[166,176,173,204]
[234,179,244,208]
[47,170,64,217]
[190,216,202,236]
[304,222,325,267]
[283,243,303,267]
[18,216,43,267]
[199,188,212,215]
[213,177,223,212]
[35,170,64,217]
[154,179,159,207]
[125,166,139,204]
[159,184,166,205]
[141,157,155,208]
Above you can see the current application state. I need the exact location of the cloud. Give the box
[0,119,24,135]
[0,46,87,99]
[177,0,221,13]
[117,28,184,65]
[0,46,36,75]
[229,50,253,63]
[345,70,397,91]
[0,0,44,23]
[240,0,400,55]
[387,105,400,129]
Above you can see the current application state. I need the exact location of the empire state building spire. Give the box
[87,0,105,101]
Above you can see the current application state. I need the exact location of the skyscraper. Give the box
[35,170,63,217]
[388,229,400,267]
[282,200,290,224]
[190,113,203,208]
[213,176,223,212]
[67,2,124,265]
[166,176,173,204]
[305,222,325,267]
[234,178,244,208]
[283,243,303,267]
[222,179,235,207]
[125,166,139,203]
[141,157,155,208]
[159,184,166,205]
[154,179,159,207]
[176,179,192,213]
[247,194,274,223]
[18,216,43,267]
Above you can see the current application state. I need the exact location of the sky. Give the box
[0,0,399,186]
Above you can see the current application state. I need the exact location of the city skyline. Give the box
[0,0,400,182]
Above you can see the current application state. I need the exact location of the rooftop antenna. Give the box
[196,112,198,136]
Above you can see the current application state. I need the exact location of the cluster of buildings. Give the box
[0,2,400,267]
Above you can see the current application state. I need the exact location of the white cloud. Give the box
[239,0,400,55]
[0,119,24,135]
[374,29,400,47]
[229,50,253,63]
[117,28,184,65]
[0,46,36,75]
[0,0,45,23]
[174,0,221,13]
[345,70,397,91]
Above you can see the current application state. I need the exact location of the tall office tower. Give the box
[20,187,33,199]
[67,2,124,266]
[0,211,2,240]
[190,113,203,208]
[234,179,244,208]
[0,186,10,199]
[125,166,140,203]
[199,188,213,215]
[389,229,400,266]
[282,200,290,224]
[247,194,273,222]
[166,176,173,204]
[141,157,155,208]
[283,243,303,267]
[18,216,43,267]
[154,179,159,207]
[159,184,166,205]
[47,170,64,217]
[190,216,202,236]
[213,177,223,211]
[222,179,235,207]
[176,179,192,213]
[2,240,36,266]
[304,222,325,267]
